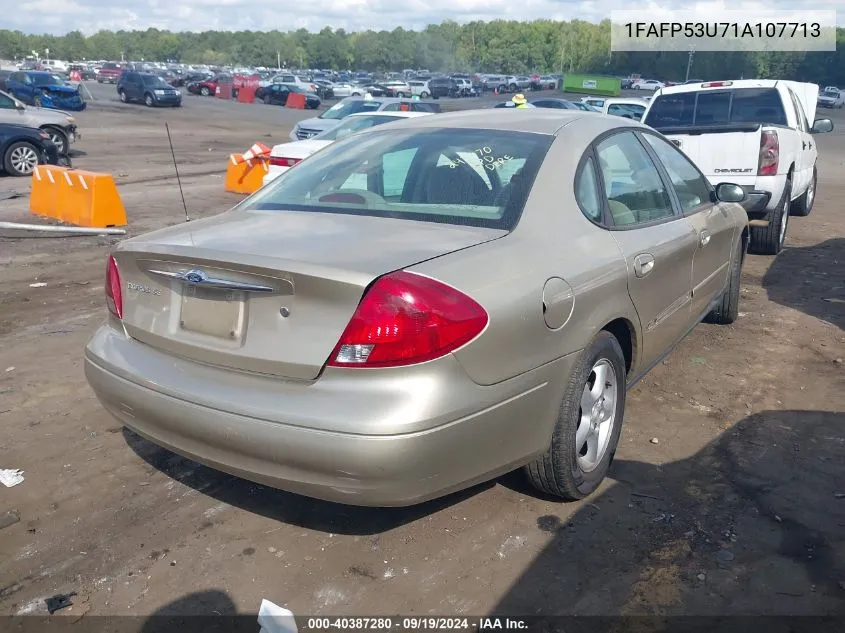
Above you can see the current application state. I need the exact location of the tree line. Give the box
[2,20,844,87]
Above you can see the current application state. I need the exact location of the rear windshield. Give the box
[645,87,788,128]
[245,128,553,230]
[316,115,405,141]
[319,99,383,120]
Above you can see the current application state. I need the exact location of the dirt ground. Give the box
[1,84,844,624]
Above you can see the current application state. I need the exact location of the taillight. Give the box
[327,271,488,368]
[758,130,779,176]
[105,255,123,319]
[269,156,301,168]
[701,81,733,88]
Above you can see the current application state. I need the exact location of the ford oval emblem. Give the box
[184,270,207,284]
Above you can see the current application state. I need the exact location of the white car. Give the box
[264,111,432,186]
[632,79,665,91]
[597,97,649,120]
[817,88,844,108]
[260,72,317,93]
[331,82,363,98]
[407,80,431,99]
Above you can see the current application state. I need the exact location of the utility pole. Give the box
[684,47,695,82]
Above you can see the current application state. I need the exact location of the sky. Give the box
[10,0,844,35]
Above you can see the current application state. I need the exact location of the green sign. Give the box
[562,74,621,97]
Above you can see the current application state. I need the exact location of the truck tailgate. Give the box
[659,124,762,184]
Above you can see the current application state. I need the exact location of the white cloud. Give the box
[10,0,845,35]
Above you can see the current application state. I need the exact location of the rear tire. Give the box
[144,93,154,107]
[790,165,816,217]
[525,330,626,500]
[749,178,791,256]
[420,91,429,99]
[705,238,744,325]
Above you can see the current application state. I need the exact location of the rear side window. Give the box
[645,88,788,128]
[575,157,602,222]
[246,128,553,230]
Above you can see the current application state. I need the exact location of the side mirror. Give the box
[715,183,746,204]
[15,102,25,111]
[811,118,833,134]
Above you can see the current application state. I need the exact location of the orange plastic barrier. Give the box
[30,166,127,228]
[237,87,256,103]
[286,92,306,109]
[225,154,269,195]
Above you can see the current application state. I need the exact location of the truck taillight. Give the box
[758,130,779,176]
[701,81,733,88]
[269,156,301,168]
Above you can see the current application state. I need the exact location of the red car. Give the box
[96,62,123,84]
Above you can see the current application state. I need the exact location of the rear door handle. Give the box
[633,253,655,278]
[699,230,711,247]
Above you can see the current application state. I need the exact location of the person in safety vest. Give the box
[511,93,529,108]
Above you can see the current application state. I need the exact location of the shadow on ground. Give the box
[763,238,844,330]
[492,410,845,618]
[124,429,490,537]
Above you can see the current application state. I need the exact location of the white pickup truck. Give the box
[642,80,834,255]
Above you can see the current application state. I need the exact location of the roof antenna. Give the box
[165,122,190,222]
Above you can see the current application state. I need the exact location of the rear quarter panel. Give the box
[410,121,641,387]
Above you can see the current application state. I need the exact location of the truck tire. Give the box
[525,330,626,500]
[705,237,744,325]
[749,178,791,256]
[790,165,816,217]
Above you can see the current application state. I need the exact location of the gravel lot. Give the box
[1,82,844,621]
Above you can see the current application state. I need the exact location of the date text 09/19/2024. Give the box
[304,617,528,631]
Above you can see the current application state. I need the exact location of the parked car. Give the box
[0,122,60,176]
[186,74,230,96]
[632,79,665,91]
[817,88,844,109]
[531,75,559,91]
[453,78,476,97]
[68,64,97,81]
[259,73,318,94]
[263,111,433,186]
[330,82,359,98]
[380,81,412,97]
[117,72,182,107]
[407,80,431,99]
[5,71,86,111]
[643,79,833,255]
[312,80,335,100]
[0,88,80,155]
[170,72,211,87]
[96,62,123,84]
[531,98,593,111]
[84,109,750,507]
[256,83,321,109]
[289,96,441,140]
[594,97,649,120]
[427,77,461,99]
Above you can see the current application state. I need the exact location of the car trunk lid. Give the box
[112,210,506,381]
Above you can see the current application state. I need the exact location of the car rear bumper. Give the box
[84,325,568,506]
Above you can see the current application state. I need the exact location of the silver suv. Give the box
[0,89,80,154]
